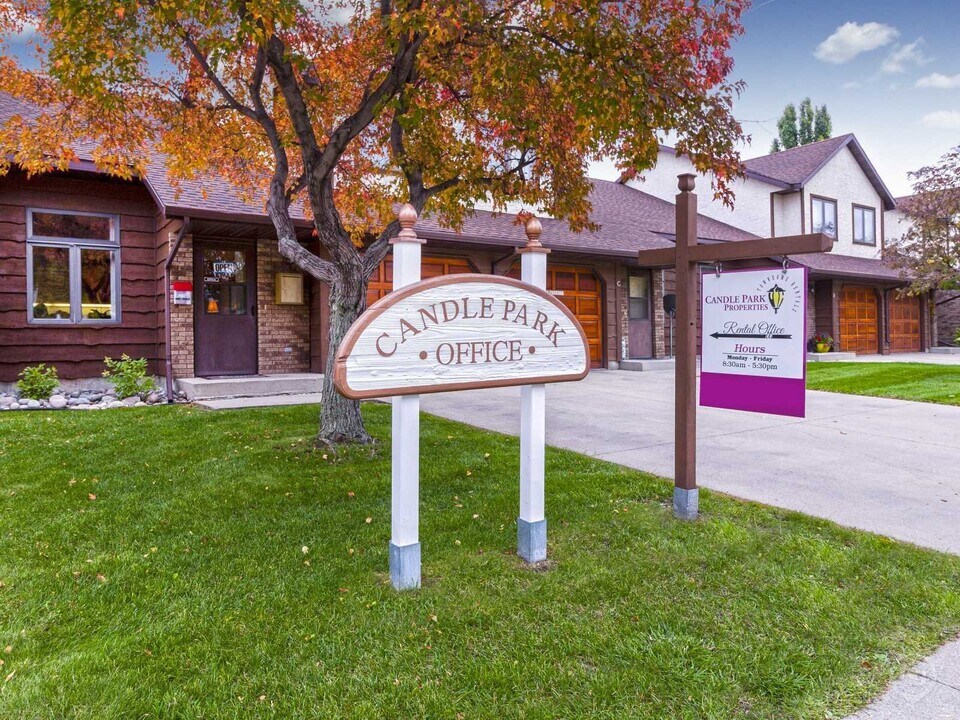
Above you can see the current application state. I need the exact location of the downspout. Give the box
[164,218,192,403]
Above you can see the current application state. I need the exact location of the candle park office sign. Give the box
[334,218,589,591]
[335,274,589,399]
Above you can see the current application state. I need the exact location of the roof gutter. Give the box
[163,217,191,403]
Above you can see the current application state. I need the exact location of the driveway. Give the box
[420,369,960,555]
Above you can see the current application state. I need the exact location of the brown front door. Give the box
[627,270,652,358]
[194,240,258,376]
[839,285,879,354]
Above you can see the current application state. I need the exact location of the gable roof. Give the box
[744,134,897,211]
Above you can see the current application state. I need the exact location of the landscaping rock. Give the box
[26,399,41,409]
[49,394,68,409]
[0,395,13,408]
[146,392,160,404]
[121,396,139,407]
[9,403,19,410]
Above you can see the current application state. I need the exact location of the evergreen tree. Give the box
[814,104,832,141]
[798,98,815,145]
[776,103,799,150]
[771,99,833,152]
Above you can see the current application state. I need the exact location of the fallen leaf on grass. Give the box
[4,670,15,683]
[88,493,97,501]
[365,517,372,524]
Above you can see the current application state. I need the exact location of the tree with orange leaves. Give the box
[1,0,748,444]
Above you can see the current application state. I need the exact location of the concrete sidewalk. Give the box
[847,638,960,719]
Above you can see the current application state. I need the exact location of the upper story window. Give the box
[853,205,877,245]
[26,209,120,324]
[811,196,837,240]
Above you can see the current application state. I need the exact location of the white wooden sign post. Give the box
[388,205,424,590]
[517,218,549,562]
[335,206,589,589]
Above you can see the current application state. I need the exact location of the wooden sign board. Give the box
[334,274,590,399]
[700,266,808,418]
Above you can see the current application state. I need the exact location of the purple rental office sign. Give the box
[699,266,808,418]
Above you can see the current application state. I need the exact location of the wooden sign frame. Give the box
[333,273,590,400]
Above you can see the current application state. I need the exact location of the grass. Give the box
[807,362,960,405]
[1,404,959,720]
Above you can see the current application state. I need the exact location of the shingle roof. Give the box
[414,179,757,258]
[790,251,904,282]
[744,135,853,186]
[743,134,897,211]
[1,91,757,258]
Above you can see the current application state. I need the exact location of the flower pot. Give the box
[815,343,830,353]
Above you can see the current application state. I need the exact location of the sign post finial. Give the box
[393,203,424,244]
[519,214,549,255]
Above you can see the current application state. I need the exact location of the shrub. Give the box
[102,355,154,399]
[17,364,60,400]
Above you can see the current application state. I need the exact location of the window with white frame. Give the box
[853,205,876,245]
[26,209,120,323]
[811,196,837,240]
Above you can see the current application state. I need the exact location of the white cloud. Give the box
[881,39,931,74]
[814,22,899,64]
[916,72,960,89]
[920,110,960,129]
[842,81,862,90]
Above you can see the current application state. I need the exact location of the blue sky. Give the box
[595,0,960,196]
[731,0,960,196]
[8,2,959,196]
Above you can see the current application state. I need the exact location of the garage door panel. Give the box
[554,271,577,291]
[840,286,879,354]
[578,274,599,292]
[576,295,601,316]
[890,294,921,352]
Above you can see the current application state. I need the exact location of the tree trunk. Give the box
[319,276,372,445]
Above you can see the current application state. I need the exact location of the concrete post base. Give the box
[674,488,699,520]
[389,541,421,590]
[517,518,547,563]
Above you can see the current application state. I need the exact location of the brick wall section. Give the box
[652,269,670,358]
[168,235,195,378]
[615,264,628,363]
[256,237,310,373]
[936,291,960,347]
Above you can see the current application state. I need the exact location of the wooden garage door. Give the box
[367,256,475,306]
[550,266,603,367]
[889,293,922,353]
[839,286,879,354]
[507,264,603,367]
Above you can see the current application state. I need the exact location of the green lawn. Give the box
[807,362,960,405]
[1,405,959,719]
